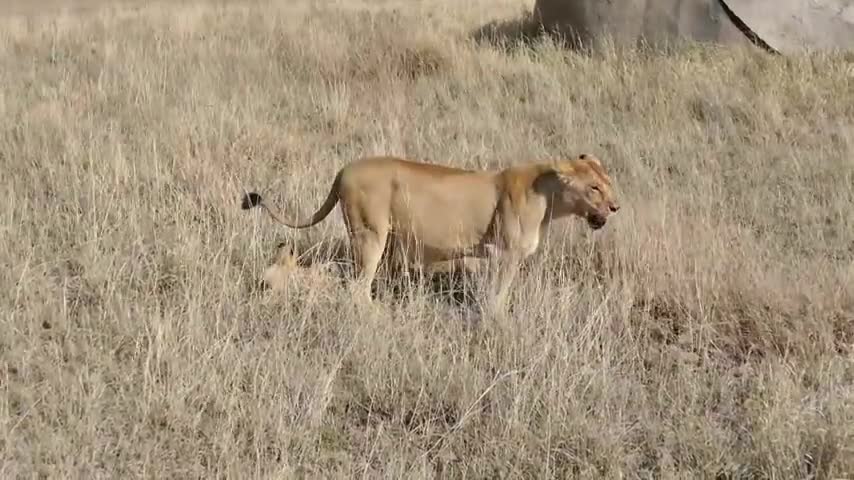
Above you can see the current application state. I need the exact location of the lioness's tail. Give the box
[241,171,342,229]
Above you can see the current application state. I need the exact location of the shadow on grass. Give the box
[469,10,549,51]
[468,8,774,59]
[260,236,485,311]
[468,9,596,54]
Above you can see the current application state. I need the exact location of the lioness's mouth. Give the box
[587,214,607,230]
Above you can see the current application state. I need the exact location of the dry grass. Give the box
[2,0,854,477]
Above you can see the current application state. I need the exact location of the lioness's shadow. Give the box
[273,235,484,310]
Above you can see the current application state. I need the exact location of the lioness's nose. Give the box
[610,204,620,213]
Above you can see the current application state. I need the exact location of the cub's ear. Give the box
[273,241,299,265]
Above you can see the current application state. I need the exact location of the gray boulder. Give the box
[532,0,854,54]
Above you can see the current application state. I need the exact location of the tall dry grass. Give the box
[2,0,854,477]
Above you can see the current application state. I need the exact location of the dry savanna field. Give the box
[2,0,854,478]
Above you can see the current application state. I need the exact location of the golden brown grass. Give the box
[2,0,854,477]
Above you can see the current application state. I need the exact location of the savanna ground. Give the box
[2,0,854,477]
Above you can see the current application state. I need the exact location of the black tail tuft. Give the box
[241,192,263,210]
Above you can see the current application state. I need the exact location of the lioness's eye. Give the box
[590,185,601,192]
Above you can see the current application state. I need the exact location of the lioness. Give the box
[241,153,619,314]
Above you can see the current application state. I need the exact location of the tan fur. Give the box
[243,153,620,314]
[260,242,300,292]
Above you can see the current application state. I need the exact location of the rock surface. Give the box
[532,0,854,53]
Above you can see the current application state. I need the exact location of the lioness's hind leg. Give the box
[355,230,387,300]
[342,205,389,302]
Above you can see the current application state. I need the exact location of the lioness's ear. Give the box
[579,153,603,168]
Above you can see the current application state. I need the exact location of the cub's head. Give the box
[544,153,620,230]
[260,241,300,291]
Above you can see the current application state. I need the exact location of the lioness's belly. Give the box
[388,173,498,258]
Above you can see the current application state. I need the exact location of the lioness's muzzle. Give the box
[587,213,607,229]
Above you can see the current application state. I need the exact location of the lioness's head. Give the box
[546,153,620,230]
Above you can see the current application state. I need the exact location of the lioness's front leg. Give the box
[485,250,522,317]
[484,194,547,316]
